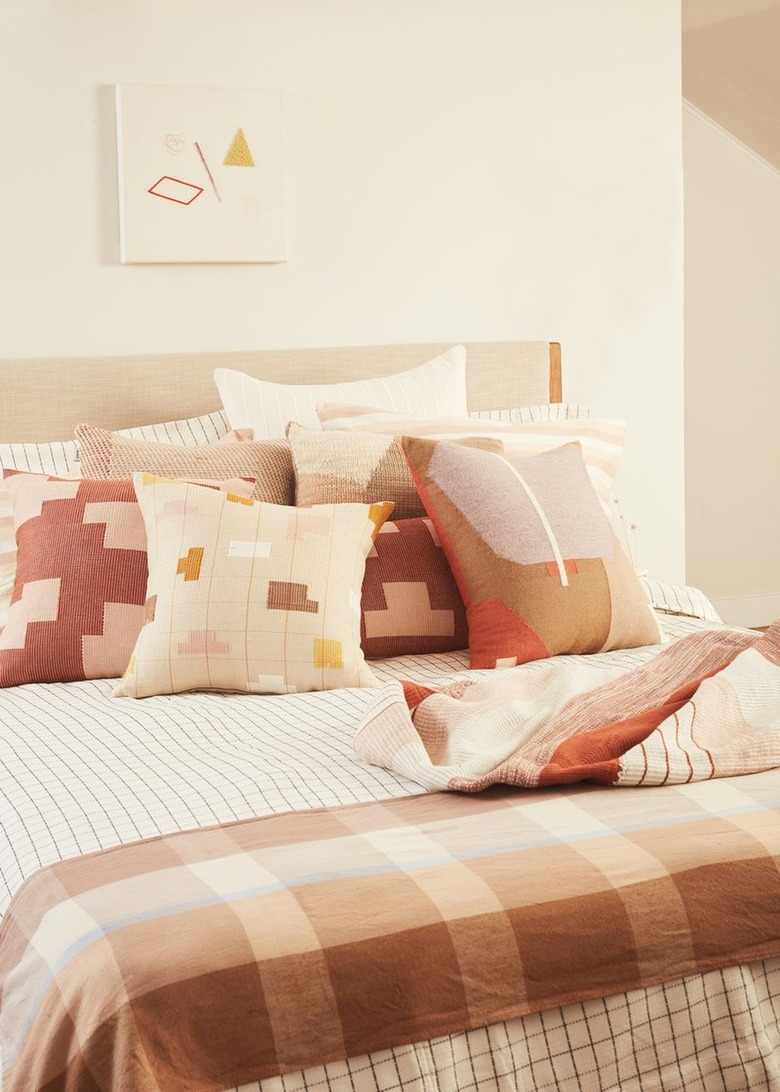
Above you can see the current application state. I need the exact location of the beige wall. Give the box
[684,102,780,624]
[0,0,685,580]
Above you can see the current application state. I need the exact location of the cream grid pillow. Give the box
[115,475,394,698]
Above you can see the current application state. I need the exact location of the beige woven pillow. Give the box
[287,422,426,519]
[115,475,393,698]
[76,425,294,504]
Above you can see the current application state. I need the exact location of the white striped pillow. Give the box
[317,405,625,507]
[214,345,468,439]
[0,410,231,632]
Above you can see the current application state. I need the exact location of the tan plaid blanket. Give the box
[3,753,780,1090]
[356,623,780,790]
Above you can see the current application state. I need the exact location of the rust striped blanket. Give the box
[3,768,780,1092]
[355,623,780,790]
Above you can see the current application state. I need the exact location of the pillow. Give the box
[213,345,468,439]
[115,477,394,698]
[361,517,467,659]
[287,422,426,519]
[0,410,233,633]
[317,405,625,506]
[468,404,590,423]
[401,437,660,670]
[76,425,294,505]
[0,472,255,686]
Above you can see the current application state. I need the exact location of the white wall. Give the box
[0,0,685,580]
[684,103,780,625]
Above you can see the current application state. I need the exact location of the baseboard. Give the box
[709,593,780,630]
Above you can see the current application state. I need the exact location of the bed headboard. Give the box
[0,341,561,442]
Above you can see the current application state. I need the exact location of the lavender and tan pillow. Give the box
[400,436,660,670]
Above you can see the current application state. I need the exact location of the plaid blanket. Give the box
[355,623,780,790]
[3,760,780,1090]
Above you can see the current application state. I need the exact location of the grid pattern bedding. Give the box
[1,593,778,1091]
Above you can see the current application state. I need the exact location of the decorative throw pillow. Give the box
[361,517,467,658]
[0,411,233,633]
[401,437,660,670]
[317,405,625,507]
[0,473,255,686]
[287,422,426,519]
[115,476,394,698]
[76,425,294,505]
[213,345,468,438]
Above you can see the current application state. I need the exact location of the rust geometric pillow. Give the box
[0,472,255,686]
[401,437,660,670]
[361,518,467,659]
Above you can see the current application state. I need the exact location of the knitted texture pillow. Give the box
[76,425,294,505]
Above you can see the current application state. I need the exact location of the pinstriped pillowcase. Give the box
[401,437,660,670]
[316,404,625,509]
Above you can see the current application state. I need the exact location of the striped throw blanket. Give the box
[355,623,780,790]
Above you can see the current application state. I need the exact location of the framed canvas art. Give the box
[115,84,286,264]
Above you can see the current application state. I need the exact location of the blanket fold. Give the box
[355,624,780,790]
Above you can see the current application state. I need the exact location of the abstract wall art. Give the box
[115,84,286,263]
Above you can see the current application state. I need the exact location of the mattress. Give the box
[2,586,780,1091]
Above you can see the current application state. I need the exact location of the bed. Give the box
[1,340,779,1092]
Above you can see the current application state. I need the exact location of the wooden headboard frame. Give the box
[0,341,561,443]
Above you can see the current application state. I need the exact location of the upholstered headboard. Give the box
[0,341,561,442]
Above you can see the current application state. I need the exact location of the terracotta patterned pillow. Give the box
[76,424,294,505]
[361,518,467,658]
[401,437,660,670]
[287,422,426,519]
[0,411,234,634]
[0,472,255,686]
[115,476,393,698]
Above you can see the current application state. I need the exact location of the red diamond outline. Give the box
[147,176,204,206]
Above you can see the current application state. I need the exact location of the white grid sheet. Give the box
[2,597,777,1092]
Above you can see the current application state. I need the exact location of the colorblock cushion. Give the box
[317,405,625,506]
[361,518,468,659]
[76,425,294,505]
[288,422,426,519]
[0,411,234,633]
[401,437,660,670]
[0,473,254,686]
[115,477,394,698]
[214,345,468,438]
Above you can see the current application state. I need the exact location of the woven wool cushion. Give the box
[287,422,426,519]
[115,476,394,698]
[401,437,660,670]
[317,405,625,508]
[214,345,468,438]
[361,517,467,659]
[76,424,294,505]
[0,472,255,686]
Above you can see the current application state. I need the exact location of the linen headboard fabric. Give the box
[0,341,561,442]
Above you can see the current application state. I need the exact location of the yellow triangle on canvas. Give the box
[223,127,255,167]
